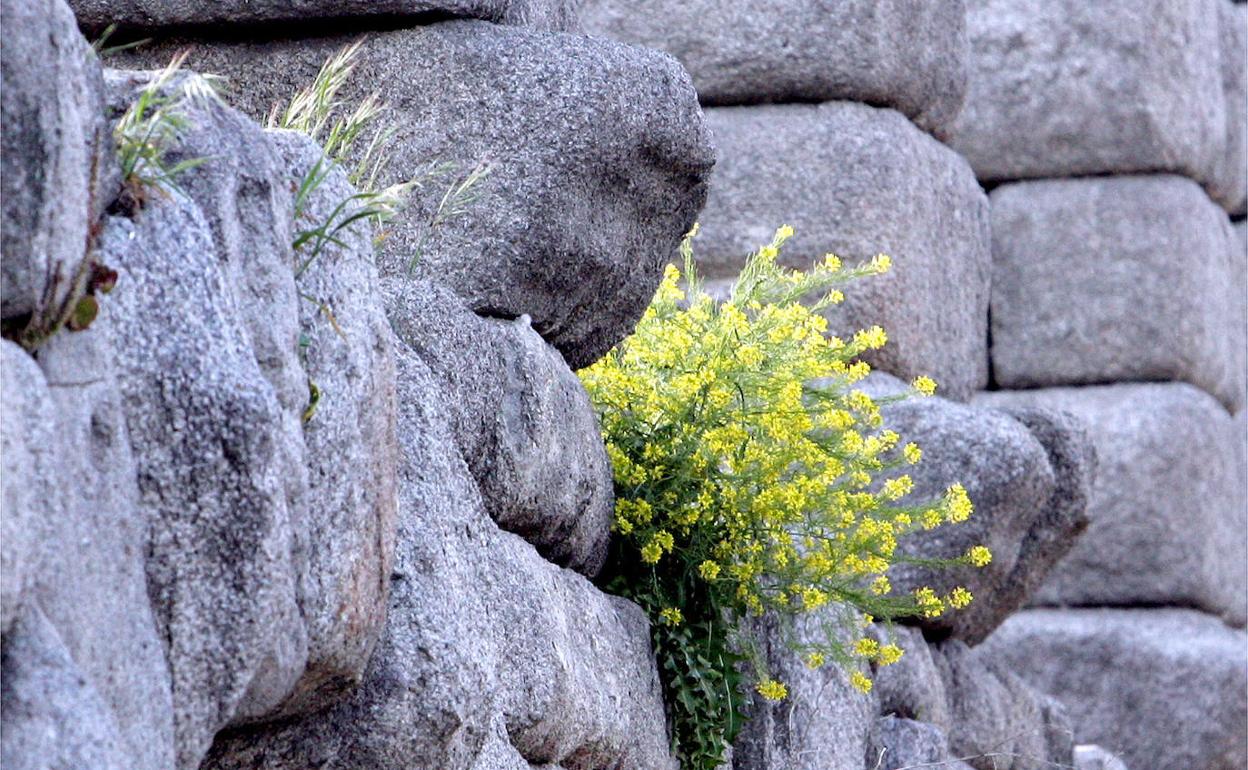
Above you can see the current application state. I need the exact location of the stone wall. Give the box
[0,2,1243,770]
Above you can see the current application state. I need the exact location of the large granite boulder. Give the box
[976,385,1248,627]
[578,0,968,137]
[989,175,1244,413]
[203,344,675,770]
[119,21,715,369]
[69,0,579,32]
[949,0,1226,201]
[386,279,611,575]
[981,608,1248,770]
[862,375,1093,644]
[696,102,990,400]
[1,0,113,320]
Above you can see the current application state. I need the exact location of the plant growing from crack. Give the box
[580,226,991,769]
[273,40,490,421]
[4,52,214,351]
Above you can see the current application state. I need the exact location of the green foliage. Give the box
[272,40,490,274]
[579,226,988,768]
[113,50,220,205]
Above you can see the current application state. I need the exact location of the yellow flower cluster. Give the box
[580,226,988,765]
[756,679,788,702]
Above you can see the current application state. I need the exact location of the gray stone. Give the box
[69,0,579,32]
[732,615,875,770]
[870,625,951,730]
[268,129,400,715]
[203,342,675,770]
[118,21,715,369]
[861,374,1092,644]
[0,606,130,770]
[989,175,1244,412]
[696,102,990,401]
[0,343,53,636]
[1,0,113,320]
[980,608,1248,770]
[866,717,973,770]
[949,0,1225,193]
[387,280,611,575]
[29,309,177,770]
[100,191,306,768]
[931,641,1066,770]
[1214,1,1248,215]
[976,384,1248,627]
[1074,745,1129,770]
[578,0,968,137]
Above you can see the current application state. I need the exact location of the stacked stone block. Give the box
[948,1,1248,768]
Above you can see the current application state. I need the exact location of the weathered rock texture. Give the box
[976,384,1248,627]
[203,344,674,770]
[950,0,1229,206]
[0,0,111,319]
[695,102,990,401]
[386,280,612,575]
[69,0,580,32]
[118,21,715,369]
[989,175,1244,412]
[578,0,969,137]
[981,609,1248,770]
[862,374,1094,644]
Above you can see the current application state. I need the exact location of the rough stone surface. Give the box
[578,0,968,137]
[950,0,1225,193]
[69,0,579,32]
[120,21,715,369]
[732,616,875,770]
[0,606,131,770]
[387,279,611,575]
[100,189,307,767]
[931,641,1069,770]
[268,130,399,715]
[28,310,178,770]
[203,344,675,770]
[696,102,990,400]
[0,343,53,636]
[865,717,973,770]
[981,608,1248,770]
[862,374,1092,644]
[0,0,112,320]
[976,384,1248,627]
[1214,1,1248,215]
[871,625,951,730]
[989,175,1244,412]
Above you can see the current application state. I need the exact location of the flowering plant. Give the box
[579,226,988,769]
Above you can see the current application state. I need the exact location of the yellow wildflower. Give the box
[850,670,873,694]
[966,545,992,568]
[659,607,684,626]
[948,586,973,609]
[912,376,937,397]
[756,679,788,702]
